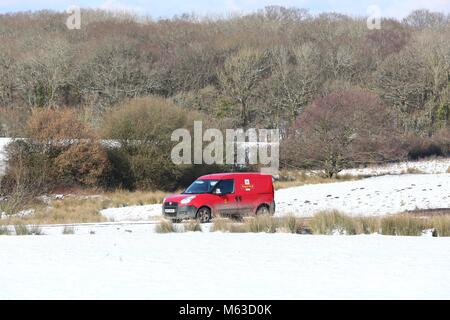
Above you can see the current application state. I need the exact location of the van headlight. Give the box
[180,196,196,204]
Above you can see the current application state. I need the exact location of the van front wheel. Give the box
[196,207,211,223]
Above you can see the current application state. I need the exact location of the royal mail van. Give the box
[162,173,275,222]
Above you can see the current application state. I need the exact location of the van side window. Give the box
[216,179,234,194]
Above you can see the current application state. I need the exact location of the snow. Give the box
[276,173,450,217]
[341,158,450,176]
[1,232,449,299]
[100,204,162,222]
[0,137,11,176]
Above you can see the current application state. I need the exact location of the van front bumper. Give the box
[163,205,197,220]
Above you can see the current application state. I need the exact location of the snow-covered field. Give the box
[276,173,450,217]
[1,232,449,299]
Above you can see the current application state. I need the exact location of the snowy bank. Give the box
[275,173,450,217]
[0,137,11,176]
[341,158,450,176]
[1,232,449,299]
[100,204,162,222]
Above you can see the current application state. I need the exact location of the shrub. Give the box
[0,186,30,216]
[54,140,110,187]
[0,225,10,235]
[309,210,359,235]
[242,215,277,233]
[285,89,406,177]
[26,108,94,144]
[277,215,305,233]
[405,135,443,160]
[3,108,108,193]
[380,215,424,236]
[102,96,202,191]
[405,167,424,174]
[14,224,43,236]
[211,218,232,232]
[430,215,450,237]
[355,217,380,234]
[155,219,177,233]
[183,219,202,232]
[14,224,29,235]
[62,226,75,234]
[2,139,55,194]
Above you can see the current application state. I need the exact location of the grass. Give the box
[0,189,170,225]
[0,225,10,235]
[211,215,308,234]
[277,215,305,233]
[244,215,278,233]
[308,210,359,235]
[155,219,178,233]
[308,211,435,236]
[380,215,425,236]
[274,170,360,190]
[429,215,450,237]
[62,226,75,234]
[211,218,233,232]
[183,219,202,232]
[14,224,44,236]
[355,217,380,235]
[405,167,425,174]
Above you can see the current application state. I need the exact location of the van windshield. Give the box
[183,180,219,194]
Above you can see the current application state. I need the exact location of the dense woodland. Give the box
[0,7,449,193]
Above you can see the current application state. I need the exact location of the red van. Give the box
[162,173,275,222]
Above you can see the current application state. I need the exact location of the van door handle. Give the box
[234,196,241,202]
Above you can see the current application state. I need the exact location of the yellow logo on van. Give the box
[241,179,253,191]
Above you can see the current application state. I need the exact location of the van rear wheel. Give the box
[256,205,270,215]
[196,207,211,223]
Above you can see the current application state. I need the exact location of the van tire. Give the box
[196,207,211,223]
[256,204,270,215]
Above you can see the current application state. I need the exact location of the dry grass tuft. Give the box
[183,219,202,232]
[211,215,307,234]
[308,210,358,235]
[405,167,425,174]
[62,226,75,234]
[243,215,278,233]
[0,225,10,235]
[155,219,177,233]
[14,224,44,236]
[429,215,450,237]
[211,218,233,232]
[380,215,425,236]
[277,215,304,233]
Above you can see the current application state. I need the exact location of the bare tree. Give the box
[218,48,271,128]
[284,89,406,177]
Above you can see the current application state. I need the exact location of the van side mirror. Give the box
[214,188,222,195]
